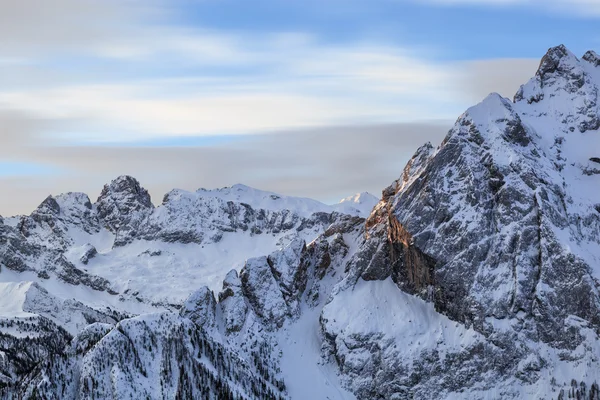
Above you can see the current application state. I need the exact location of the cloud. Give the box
[0,39,467,141]
[0,0,148,57]
[0,52,537,142]
[419,0,600,16]
[0,86,377,139]
[0,109,59,155]
[0,0,547,142]
[0,121,451,216]
[0,0,554,216]
[0,42,541,217]
[459,58,540,102]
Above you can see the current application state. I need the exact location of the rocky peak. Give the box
[515,45,595,112]
[96,175,152,213]
[18,192,100,249]
[583,50,600,67]
[401,141,435,188]
[468,93,532,147]
[95,176,153,245]
[384,46,600,342]
[240,255,289,329]
[535,44,577,79]
[515,45,600,135]
[218,269,248,333]
[381,142,435,202]
[180,286,217,329]
[31,192,95,223]
[36,195,61,215]
[55,192,93,210]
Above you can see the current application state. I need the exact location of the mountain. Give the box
[333,192,379,217]
[1,44,600,399]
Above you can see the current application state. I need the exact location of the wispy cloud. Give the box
[0,120,451,216]
[419,0,600,16]
[0,0,546,143]
[0,0,565,215]
[0,0,155,56]
[0,35,534,142]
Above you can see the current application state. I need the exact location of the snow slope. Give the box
[0,282,36,318]
[333,192,379,217]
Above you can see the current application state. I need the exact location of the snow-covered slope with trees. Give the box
[1,45,599,399]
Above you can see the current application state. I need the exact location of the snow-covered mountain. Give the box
[333,192,379,217]
[1,45,600,399]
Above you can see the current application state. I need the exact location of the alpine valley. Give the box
[1,45,600,400]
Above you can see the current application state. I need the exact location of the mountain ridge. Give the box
[2,177,377,220]
[0,44,599,399]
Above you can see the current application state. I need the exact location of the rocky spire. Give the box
[95,175,153,246]
[583,50,600,67]
[535,44,577,79]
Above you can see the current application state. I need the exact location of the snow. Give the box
[78,230,318,304]
[0,268,155,318]
[193,184,360,217]
[0,281,35,317]
[187,184,376,218]
[323,278,481,358]
[333,192,379,217]
[278,307,356,400]
[5,182,369,309]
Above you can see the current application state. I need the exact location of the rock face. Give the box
[387,47,600,345]
[95,175,154,246]
[357,193,436,294]
[1,45,600,400]
[180,286,217,329]
[218,270,248,333]
[319,45,600,399]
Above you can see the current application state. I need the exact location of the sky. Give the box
[0,0,599,215]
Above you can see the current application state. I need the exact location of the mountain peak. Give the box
[583,50,600,67]
[33,192,93,219]
[536,44,578,79]
[36,195,61,215]
[95,175,153,239]
[338,191,375,202]
[97,175,152,209]
[514,45,600,132]
[230,183,252,191]
[334,192,379,217]
[97,175,152,207]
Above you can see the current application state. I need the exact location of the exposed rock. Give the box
[240,256,288,329]
[583,50,600,67]
[180,286,217,329]
[95,175,153,246]
[218,269,248,333]
[79,244,97,265]
[537,44,571,79]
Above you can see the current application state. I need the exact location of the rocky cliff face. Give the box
[1,45,599,400]
[387,45,600,345]
[319,45,600,399]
